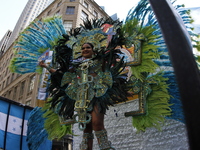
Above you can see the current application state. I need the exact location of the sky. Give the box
[0,0,200,40]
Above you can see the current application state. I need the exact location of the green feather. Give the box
[132,73,172,132]
[42,101,72,140]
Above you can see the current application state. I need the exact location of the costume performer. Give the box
[31,17,132,150]
[9,0,200,150]
[38,41,124,150]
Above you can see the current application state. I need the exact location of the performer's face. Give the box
[81,43,94,58]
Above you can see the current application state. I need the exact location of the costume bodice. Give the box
[61,59,113,101]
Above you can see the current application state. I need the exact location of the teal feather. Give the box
[27,107,51,150]
[10,16,67,74]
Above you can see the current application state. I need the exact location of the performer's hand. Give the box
[39,61,47,68]
[39,61,56,73]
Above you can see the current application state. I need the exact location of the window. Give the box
[63,21,73,31]
[57,1,62,7]
[5,68,8,76]
[6,76,10,85]
[93,10,98,18]
[11,73,14,81]
[20,81,25,96]
[29,76,36,92]
[70,0,75,2]
[55,10,60,15]
[83,1,88,8]
[81,11,88,20]
[47,10,51,16]
[8,91,12,99]
[3,94,7,98]
[66,6,75,15]
[26,100,31,106]
[14,86,18,97]
[3,81,5,88]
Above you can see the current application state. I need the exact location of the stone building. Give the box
[0,30,12,58]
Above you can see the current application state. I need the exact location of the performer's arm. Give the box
[39,61,57,73]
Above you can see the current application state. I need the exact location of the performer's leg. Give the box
[91,105,105,131]
[80,119,94,150]
[92,105,115,150]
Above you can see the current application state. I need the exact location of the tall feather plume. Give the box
[125,0,200,130]
[9,16,67,74]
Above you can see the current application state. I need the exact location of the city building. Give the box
[0,30,12,58]
[6,0,51,51]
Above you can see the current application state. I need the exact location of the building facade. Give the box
[36,0,109,32]
[0,30,12,58]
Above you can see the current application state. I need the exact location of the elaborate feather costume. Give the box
[9,0,200,149]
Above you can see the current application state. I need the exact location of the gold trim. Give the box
[124,87,147,116]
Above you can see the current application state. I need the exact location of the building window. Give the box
[8,90,12,99]
[3,94,7,98]
[47,10,51,16]
[83,1,88,8]
[70,0,75,2]
[20,81,25,95]
[26,100,31,106]
[6,76,10,86]
[63,21,73,32]
[29,76,36,92]
[55,10,60,15]
[11,73,14,81]
[57,1,62,7]
[3,81,5,88]
[81,11,88,20]
[93,10,98,18]
[5,68,8,76]
[13,86,18,97]
[66,6,75,15]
